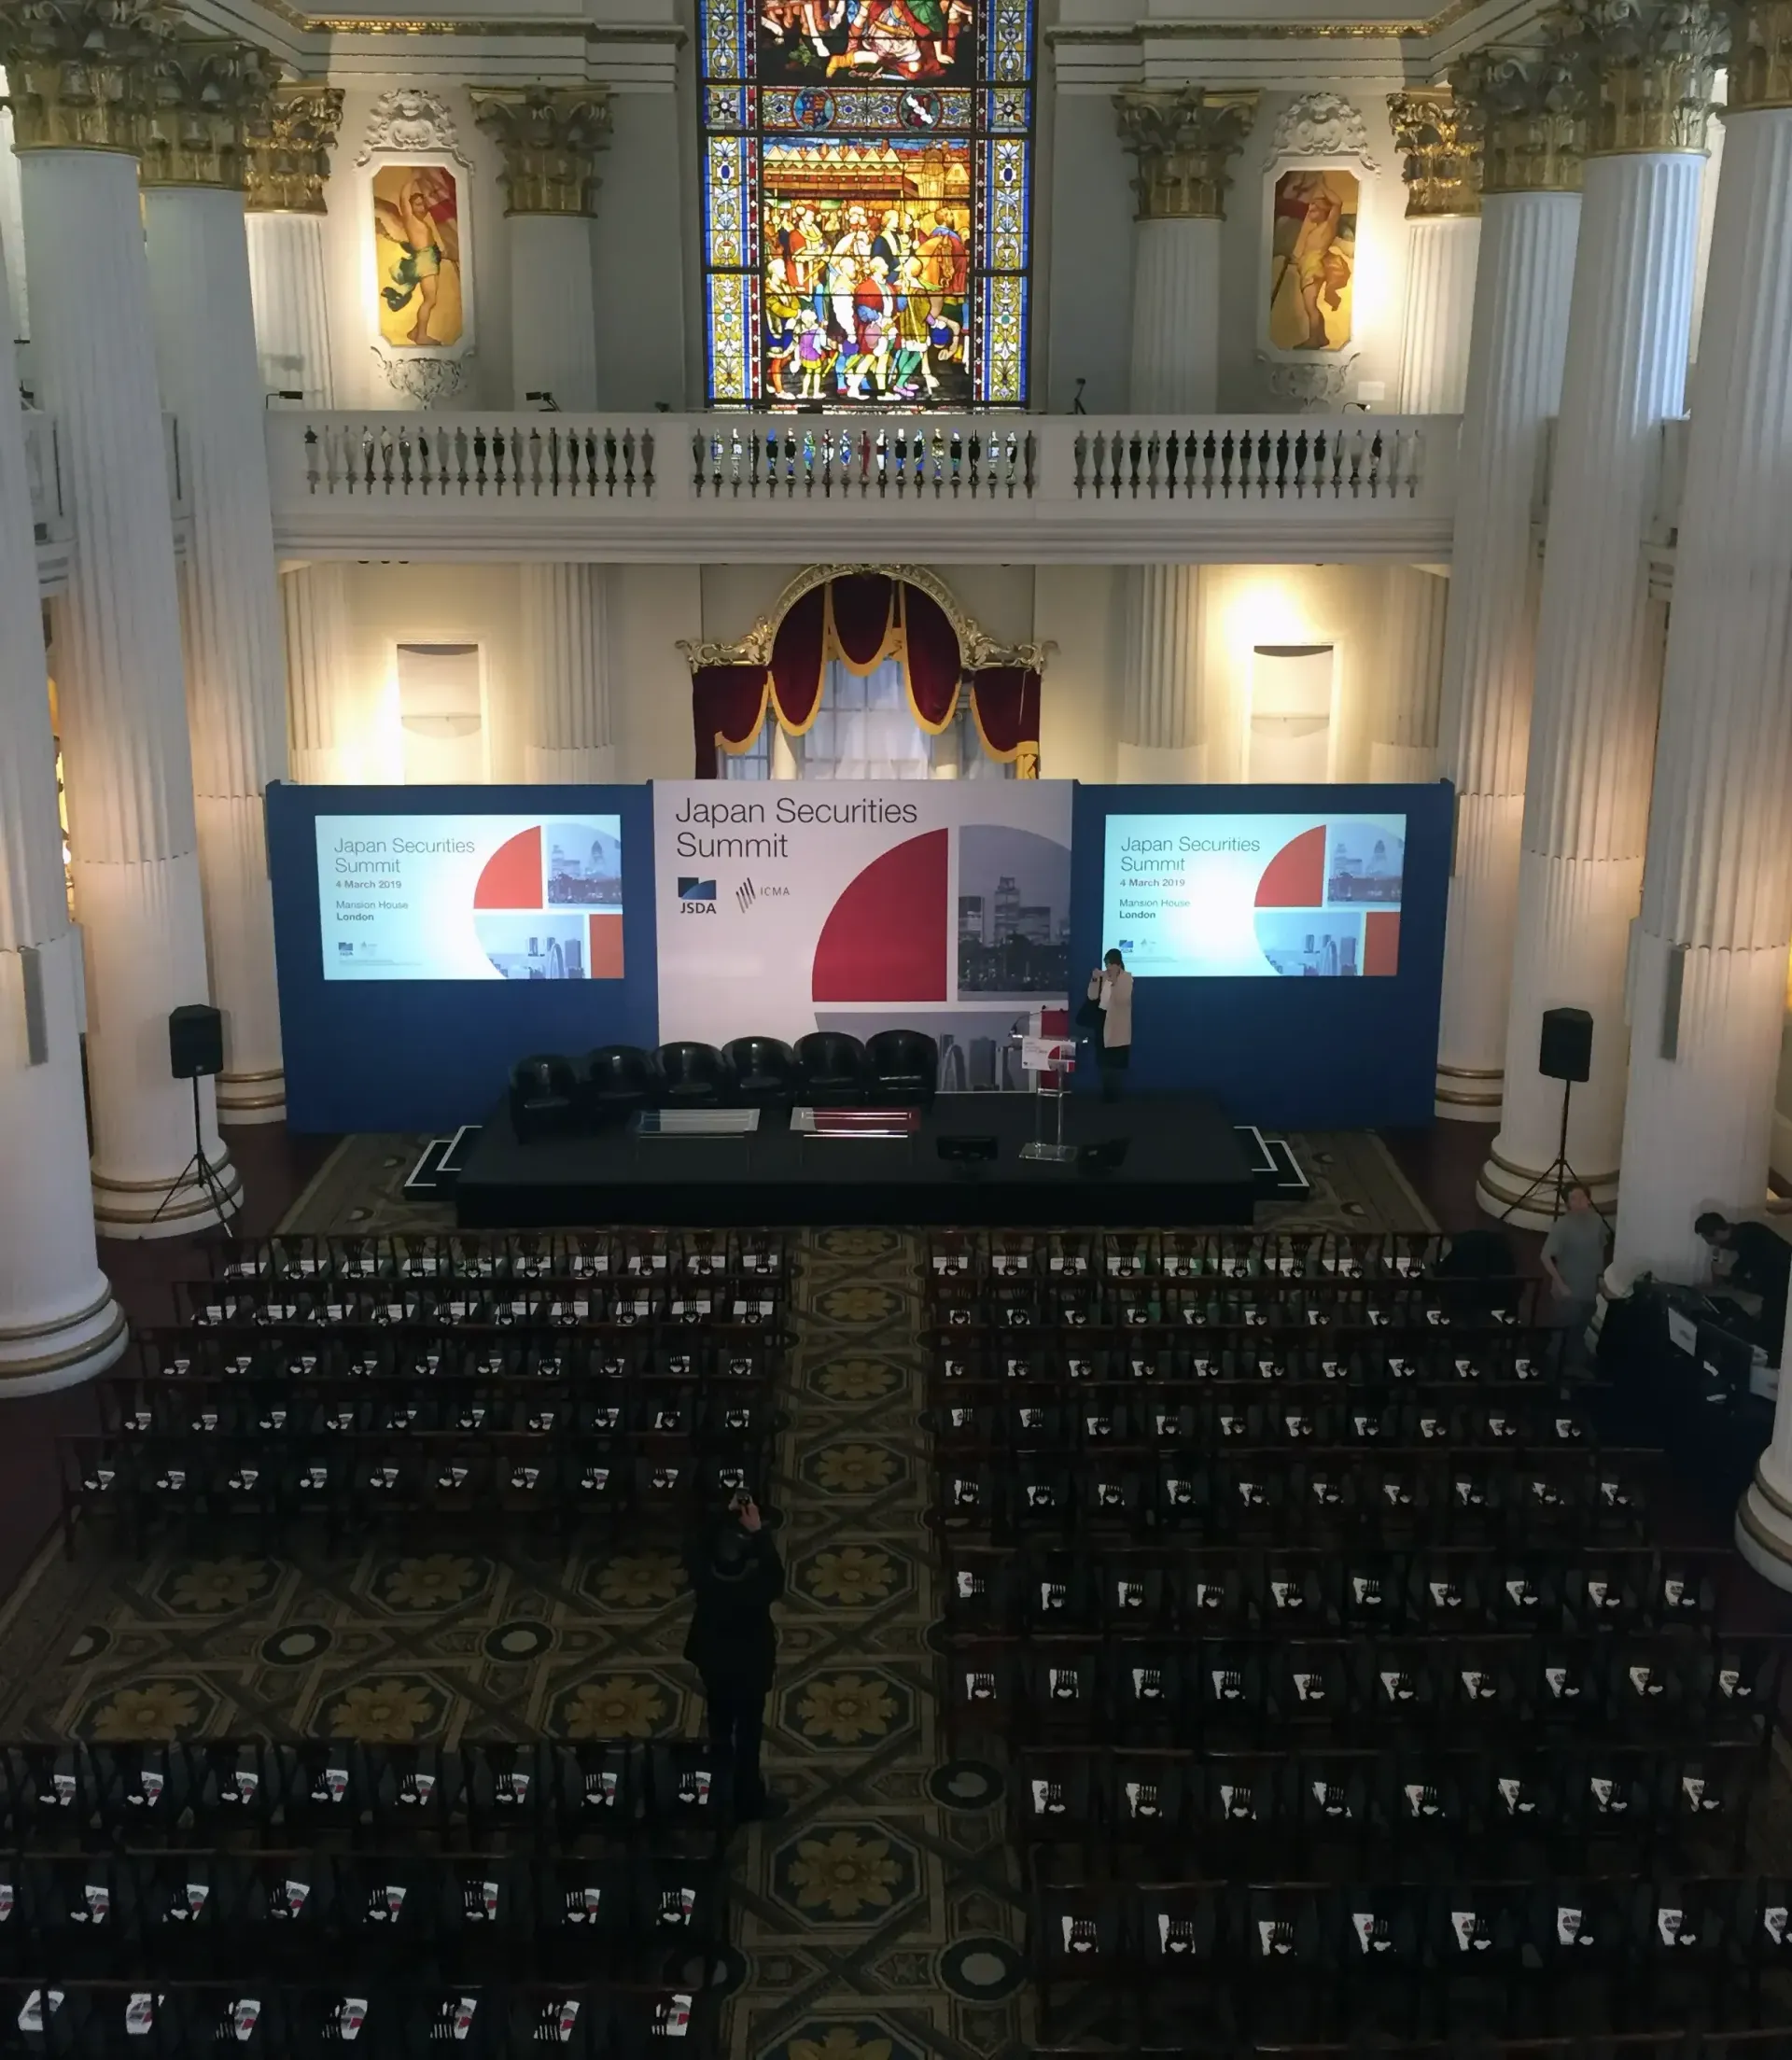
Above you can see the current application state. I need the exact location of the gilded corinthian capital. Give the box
[0,0,173,154]
[1388,88,1482,217]
[245,85,343,214]
[1724,0,1792,110]
[140,35,280,189]
[1449,44,1589,193]
[1560,0,1729,153]
[469,85,612,217]
[1113,87,1260,221]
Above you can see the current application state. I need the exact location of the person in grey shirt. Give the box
[1541,1183,1608,1377]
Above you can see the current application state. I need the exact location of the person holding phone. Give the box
[682,1491,788,1821]
[1085,948,1134,1102]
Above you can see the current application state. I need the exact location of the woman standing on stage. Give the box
[1086,949,1134,1102]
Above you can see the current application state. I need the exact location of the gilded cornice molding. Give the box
[469,83,610,216]
[245,83,343,213]
[1560,0,1728,154]
[1388,87,1481,217]
[1726,0,1792,110]
[1449,45,1587,192]
[1113,86,1259,222]
[140,35,280,189]
[678,564,1046,674]
[0,0,172,155]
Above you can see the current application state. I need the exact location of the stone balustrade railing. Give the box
[264,411,1463,562]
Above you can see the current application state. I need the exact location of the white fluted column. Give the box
[146,60,289,1128]
[1130,219,1221,414]
[0,231,124,1391]
[1479,7,1719,1224]
[284,561,358,784]
[520,562,615,783]
[1613,15,1792,1350]
[471,86,609,414]
[242,88,357,790]
[1432,53,1583,1121]
[1118,563,1206,782]
[1370,567,1448,781]
[1391,90,1483,415]
[246,213,332,402]
[0,94,25,343]
[1741,1289,1792,1589]
[7,13,239,1237]
[1114,88,1257,415]
[509,216,600,413]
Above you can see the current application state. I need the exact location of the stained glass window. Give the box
[700,0,1033,409]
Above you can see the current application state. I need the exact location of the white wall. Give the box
[310,557,1406,789]
[595,90,690,410]
[1044,91,1136,414]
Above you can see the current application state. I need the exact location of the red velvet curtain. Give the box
[827,572,895,671]
[901,584,961,731]
[970,668,1043,776]
[691,665,769,778]
[768,584,827,732]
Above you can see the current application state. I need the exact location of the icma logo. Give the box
[734,879,791,912]
[735,880,756,912]
[677,877,717,903]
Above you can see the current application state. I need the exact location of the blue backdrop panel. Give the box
[1069,781,1452,1129]
[267,783,658,1134]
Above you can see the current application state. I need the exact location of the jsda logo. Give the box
[677,877,718,916]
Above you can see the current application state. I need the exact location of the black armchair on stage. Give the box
[865,1027,939,1107]
[723,1036,799,1109]
[508,1054,580,1143]
[582,1044,661,1126]
[657,1041,734,1107]
[794,1030,867,1105]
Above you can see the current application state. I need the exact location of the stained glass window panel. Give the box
[700,0,1033,409]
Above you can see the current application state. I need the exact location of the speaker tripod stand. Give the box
[147,1074,237,1230]
[1497,1074,1587,1223]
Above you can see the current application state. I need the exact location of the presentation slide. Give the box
[1102,812,1406,978]
[316,813,624,982]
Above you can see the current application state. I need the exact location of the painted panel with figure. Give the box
[701,0,1033,406]
[373,164,464,350]
[1267,167,1355,354]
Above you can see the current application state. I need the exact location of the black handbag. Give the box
[1074,996,1104,1031]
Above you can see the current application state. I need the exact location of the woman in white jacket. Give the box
[1086,948,1134,1102]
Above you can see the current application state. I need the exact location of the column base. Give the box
[217,1067,287,1126]
[1736,1461,1792,1592]
[1435,1064,1503,1122]
[1369,742,1437,783]
[1474,1144,1617,1229]
[0,1282,129,1396]
[92,1146,243,1240]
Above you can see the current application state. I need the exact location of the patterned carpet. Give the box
[0,1136,1436,2060]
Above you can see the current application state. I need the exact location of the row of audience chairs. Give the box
[0,1742,728,1852]
[0,1849,721,1981]
[930,1338,1560,1399]
[133,1336,778,1391]
[1012,1742,1762,1875]
[0,1981,705,2057]
[926,1284,1540,1333]
[1030,1874,1792,2038]
[930,1449,1657,1544]
[934,1396,1599,1455]
[945,1633,1779,1751]
[209,1232,788,1285]
[941,1545,1728,1637]
[927,1228,1484,1281]
[60,1436,763,1552]
[99,1379,774,1448]
[175,1283,786,1336]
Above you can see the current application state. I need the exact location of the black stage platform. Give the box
[455,1092,1258,1229]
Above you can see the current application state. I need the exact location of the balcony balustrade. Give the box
[265,410,1462,562]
